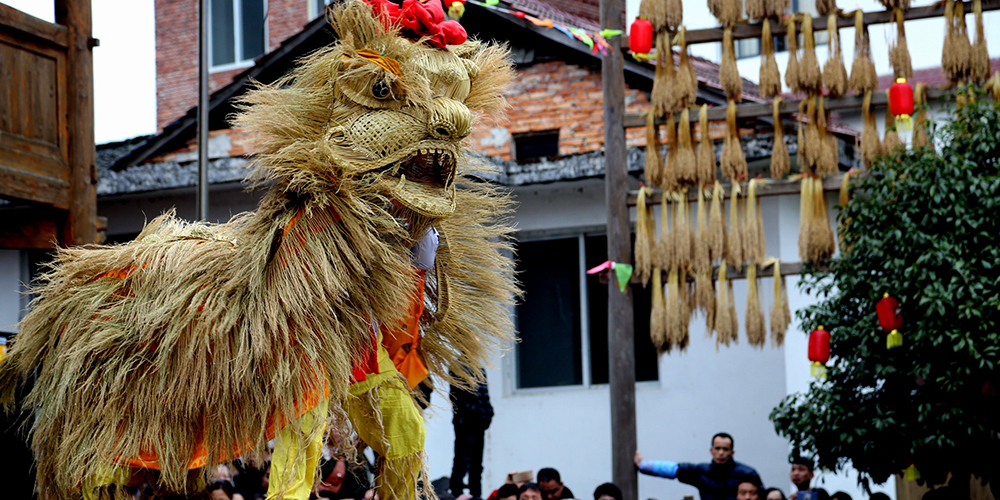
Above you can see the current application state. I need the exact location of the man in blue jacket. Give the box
[634,432,762,500]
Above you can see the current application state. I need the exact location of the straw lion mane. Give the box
[0,1,517,497]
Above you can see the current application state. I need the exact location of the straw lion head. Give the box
[236,0,512,219]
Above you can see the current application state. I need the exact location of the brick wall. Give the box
[156,0,314,131]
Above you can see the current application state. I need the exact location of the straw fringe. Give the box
[713,265,734,347]
[816,0,837,17]
[748,0,766,22]
[0,3,518,497]
[817,98,840,177]
[743,180,764,265]
[672,191,693,269]
[797,176,813,261]
[661,113,679,191]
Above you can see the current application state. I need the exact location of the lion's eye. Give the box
[372,80,391,100]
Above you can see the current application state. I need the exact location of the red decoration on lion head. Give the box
[365,0,468,48]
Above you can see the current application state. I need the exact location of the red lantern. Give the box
[876,293,903,331]
[889,78,914,132]
[629,17,653,55]
[808,326,831,378]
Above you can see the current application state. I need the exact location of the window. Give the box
[210,0,267,69]
[515,231,659,389]
[311,0,333,18]
[512,130,560,162]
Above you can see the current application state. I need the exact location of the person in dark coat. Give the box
[449,368,494,499]
[634,432,762,500]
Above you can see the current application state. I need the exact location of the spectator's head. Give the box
[319,459,348,491]
[209,464,233,484]
[737,481,761,500]
[790,457,814,489]
[537,468,565,500]
[518,482,543,500]
[593,483,622,500]
[499,484,520,500]
[830,491,852,500]
[207,480,235,500]
[764,487,786,500]
[710,432,735,464]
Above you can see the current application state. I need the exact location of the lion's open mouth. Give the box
[395,148,456,188]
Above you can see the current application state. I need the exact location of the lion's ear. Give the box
[330,1,393,49]
[463,41,514,119]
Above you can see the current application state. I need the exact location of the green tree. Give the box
[770,91,1000,491]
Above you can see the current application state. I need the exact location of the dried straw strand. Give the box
[652,30,678,116]
[650,267,667,350]
[943,0,972,81]
[644,111,661,187]
[714,264,734,347]
[817,98,839,176]
[635,187,654,285]
[666,0,684,31]
[823,13,848,98]
[913,83,932,149]
[721,28,743,101]
[725,182,744,267]
[799,14,823,94]
[721,100,747,181]
[972,0,990,81]
[785,17,801,93]
[769,261,790,347]
[697,105,718,185]
[639,0,670,33]
[748,0,766,22]
[661,113,679,191]
[745,264,766,348]
[804,97,822,173]
[677,28,699,107]
[890,8,913,80]
[709,181,725,262]
[657,191,673,270]
[797,176,813,261]
[744,179,765,265]
[759,19,782,98]
[771,99,790,179]
[665,266,684,348]
[816,0,837,17]
[677,108,698,186]
[811,176,836,260]
[672,191,693,269]
[850,9,878,94]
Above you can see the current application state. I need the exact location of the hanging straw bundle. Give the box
[635,187,655,285]
[665,267,684,350]
[817,98,839,177]
[666,0,683,31]
[860,91,882,167]
[657,191,673,270]
[796,99,809,173]
[972,0,990,82]
[644,112,661,187]
[748,0,766,22]
[661,113,679,191]
[743,179,765,265]
[709,181,725,262]
[785,17,801,94]
[697,105,718,185]
[650,267,667,351]
[849,10,878,94]
[678,267,692,350]
[721,100,747,182]
[711,0,741,27]
[652,31,678,116]
[639,0,670,33]
[810,176,836,261]
[797,176,813,261]
[823,13,848,98]
[877,0,910,9]
[769,261,790,347]
[759,19,782,98]
[673,192,693,269]
[694,187,715,328]
[695,186,711,272]
[767,0,789,17]
[677,29,699,107]
[799,14,823,95]
[713,265,736,347]
[725,183,744,267]
[838,169,854,252]
[913,83,932,149]
[677,109,698,185]
[890,8,913,80]
[721,28,742,101]
[803,97,822,173]
[883,100,902,153]
[745,264,766,348]
[943,0,972,81]
[771,99,790,179]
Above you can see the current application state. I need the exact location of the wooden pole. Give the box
[197,0,210,221]
[55,0,97,245]
[600,1,637,499]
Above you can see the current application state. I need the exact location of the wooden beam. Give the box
[0,208,62,249]
[621,1,1000,46]
[622,88,958,128]
[630,261,810,284]
[627,175,845,206]
[0,163,70,209]
[602,0,638,499]
[0,2,70,47]
[56,0,97,246]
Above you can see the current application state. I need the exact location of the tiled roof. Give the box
[876,57,1000,90]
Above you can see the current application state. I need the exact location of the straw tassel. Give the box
[748,0,766,22]
[665,267,683,349]
[725,182,743,267]
[721,28,742,101]
[860,91,883,167]
[943,0,972,81]
[797,99,809,173]
[838,169,854,252]
[652,30,678,116]
[810,176,836,261]
[759,19,782,98]
[771,99,790,179]
[785,17,801,94]
[714,264,734,347]
[877,0,910,10]
[657,191,673,270]
[672,191,693,269]
[971,0,990,82]
[817,98,839,177]
[639,0,670,33]
[650,267,667,351]
[745,264,766,348]
[883,98,902,153]
[890,8,913,80]
[804,97,822,173]
[697,105,717,185]
[711,0,740,27]
[823,13,848,98]
[769,261,789,347]
[678,267,692,350]
[635,186,654,285]
[743,179,765,265]
[694,187,715,329]
[666,0,683,31]
[677,109,698,185]
[644,112,661,187]
[913,83,932,150]
[798,14,822,95]
[661,113,679,191]
[849,9,878,94]
[721,100,747,181]
[677,29,698,107]
[709,181,725,262]
[816,0,837,16]
[797,176,813,261]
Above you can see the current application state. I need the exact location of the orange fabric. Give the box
[381,269,429,389]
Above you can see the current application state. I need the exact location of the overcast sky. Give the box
[6,0,157,145]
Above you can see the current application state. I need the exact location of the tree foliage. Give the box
[770,91,1000,489]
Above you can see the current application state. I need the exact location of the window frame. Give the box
[209,0,269,72]
[507,226,661,394]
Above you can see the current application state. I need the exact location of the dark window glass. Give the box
[513,130,560,162]
[584,234,659,384]
[241,0,266,61]
[515,238,583,388]
[210,0,236,66]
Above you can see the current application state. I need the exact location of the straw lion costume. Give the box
[0,1,517,499]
